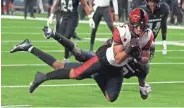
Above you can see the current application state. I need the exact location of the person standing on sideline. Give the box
[88,0,119,52]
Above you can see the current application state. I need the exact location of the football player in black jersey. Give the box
[10,34,151,102]
[47,0,94,63]
[139,0,170,55]
[10,8,152,102]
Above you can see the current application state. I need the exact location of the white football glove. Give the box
[47,13,55,26]
[162,40,167,55]
[88,12,95,29]
[139,83,151,99]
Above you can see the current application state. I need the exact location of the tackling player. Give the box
[11,8,152,102]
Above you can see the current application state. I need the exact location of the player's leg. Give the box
[43,26,96,62]
[10,39,64,69]
[90,8,103,52]
[104,76,123,102]
[29,55,101,93]
[63,16,79,62]
[93,67,123,102]
[103,7,114,32]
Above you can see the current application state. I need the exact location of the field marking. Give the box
[167,57,184,59]
[2,15,184,30]
[2,39,184,46]
[1,104,32,107]
[2,49,184,53]
[1,32,112,35]
[2,62,184,67]
[1,81,184,88]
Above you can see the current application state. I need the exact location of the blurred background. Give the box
[1,0,184,25]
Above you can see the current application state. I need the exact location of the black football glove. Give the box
[125,38,142,61]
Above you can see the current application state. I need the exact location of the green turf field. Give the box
[1,19,184,107]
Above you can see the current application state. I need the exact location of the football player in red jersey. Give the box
[11,8,152,102]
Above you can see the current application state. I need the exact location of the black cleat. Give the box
[29,72,47,93]
[42,26,54,39]
[73,35,81,41]
[10,39,32,53]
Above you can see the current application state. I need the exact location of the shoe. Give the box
[29,72,47,93]
[10,39,32,53]
[62,58,70,63]
[73,35,81,41]
[42,26,54,39]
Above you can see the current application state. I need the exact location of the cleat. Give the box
[29,72,47,93]
[42,26,54,39]
[62,58,70,63]
[10,39,32,53]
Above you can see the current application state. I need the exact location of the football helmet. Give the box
[129,8,149,37]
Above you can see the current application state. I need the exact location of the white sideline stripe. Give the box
[2,15,184,30]
[2,81,184,88]
[2,39,184,46]
[2,32,112,35]
[2,105,32,107]
[2,49,184,53]
[2,62,184,67]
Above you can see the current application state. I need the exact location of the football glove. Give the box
[88,12,95,28]
[162,40,167,55]
[125,38,142,60]
[42,26,54,39]
[47,13,54,26]
[139,83,151,100]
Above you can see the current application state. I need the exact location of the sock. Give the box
[54,32,75,51]
[64,48,70,59]
[46,68,70,80]
[30,47,57,67]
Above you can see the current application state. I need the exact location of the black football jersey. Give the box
[139,2,170,39]
[121,59,149,80]
[59,0,79,16]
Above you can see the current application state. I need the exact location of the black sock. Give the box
[64,48,70,59]
[30,47,57,67]
[53,32,75,51]
[46,68,70,80]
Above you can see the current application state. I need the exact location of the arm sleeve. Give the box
[113,27,121,44]
[143,32,154,50]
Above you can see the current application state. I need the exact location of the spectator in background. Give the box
[118,0,128,22]
[9,0,15,15]
[48,0,54,17]
[78,3,86,20]
[37,0,44,13]
[24,0,36,19]
[1,0,10,15]
[169,0,183,25]
[131,0,146,9]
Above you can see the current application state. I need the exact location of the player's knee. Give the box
[52,61,64,69]
[105,92,118,102]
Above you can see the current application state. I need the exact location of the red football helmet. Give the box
[129,8,149,37]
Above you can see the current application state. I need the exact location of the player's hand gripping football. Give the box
[125,38,142,61]
[139,83,152,100]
